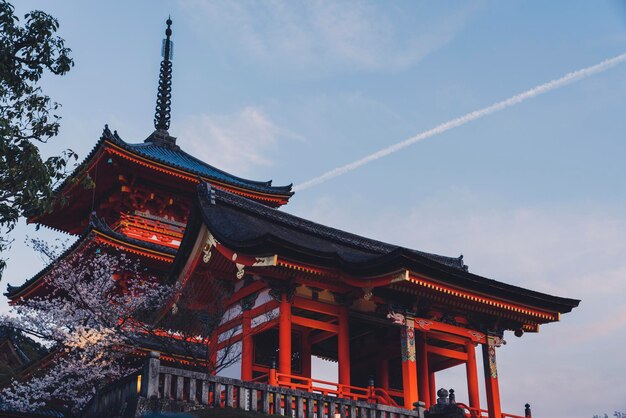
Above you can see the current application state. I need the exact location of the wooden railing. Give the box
[455,402,531,418]
[272,371,400,407]
[373,388,400,408]
[81,352,425,418]
[81,355,535,418]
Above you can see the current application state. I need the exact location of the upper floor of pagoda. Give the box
[30,18,293,236]
[30,125,293,235]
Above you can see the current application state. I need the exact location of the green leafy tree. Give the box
[0,0,75,277]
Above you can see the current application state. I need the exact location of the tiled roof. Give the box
[5,217,175,300]
[0,326,47,365]
[198,182,467,270]
[192,183,580,314]
[108,127,293,196]
[42,125,293,214]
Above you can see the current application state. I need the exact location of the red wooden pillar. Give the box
[279,292,292,376]
[269,358,277,385]
[400,317,419,409]
[482,336,502,418]
[241,308,253,381]
[416,331,430,408]
[338,306,351,386]
[428,372,436,407]
[209,332,218,375]
[377,357,389,390]
[302,330,312,378]
[466,342,481,410]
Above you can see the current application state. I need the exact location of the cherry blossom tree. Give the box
[0,239,238,413]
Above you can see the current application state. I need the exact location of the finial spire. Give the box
[146,17,177,148]
[154,17,173,132]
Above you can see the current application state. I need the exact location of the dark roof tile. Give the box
[199,183,466,270]
[192,183,579,314]
[111,128,293,195]
[5,218,175,300]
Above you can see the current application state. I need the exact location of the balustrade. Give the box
[82,352,425,418]
[82,354,534,418]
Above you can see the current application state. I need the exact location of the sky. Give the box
[3,1,626,417]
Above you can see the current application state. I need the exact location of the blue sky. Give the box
[4,1,626,417]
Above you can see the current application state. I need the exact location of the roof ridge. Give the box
[207,185,464,268]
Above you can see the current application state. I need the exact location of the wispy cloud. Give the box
[178,106,302,176]
[295,52,626,191]
[179,0,475,73]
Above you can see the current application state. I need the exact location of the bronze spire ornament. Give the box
[146,17,177,148]
[155,17,173,131]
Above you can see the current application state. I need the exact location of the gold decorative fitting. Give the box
[468,331,484,342]
[415,319,433,330]
[236,264,245,280]
[202,233,218,263]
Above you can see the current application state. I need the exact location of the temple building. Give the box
[6,18,579,418]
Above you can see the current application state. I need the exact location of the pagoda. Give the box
[7,18,579,418]
[6,18,292,303]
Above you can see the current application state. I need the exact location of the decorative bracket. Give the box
[202,233,218,263]
[486,335,499,378]
[414,318,433,330]
[268,280,296,303]
[468,331,485,342]
[400,316,416,362]
[241,292,258,311]
[387,310,406,326]
[492,336,506,347]
[202,231,276,279]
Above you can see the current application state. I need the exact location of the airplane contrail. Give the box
[294,52,626,192]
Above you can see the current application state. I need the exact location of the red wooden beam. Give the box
[216,300,279,334]
[227,280,267,306]
[428,331,472,346]
[292,316,339,333]
[429,358,465,373]
[293,296,341,316]
[409,317,487,345]
[216,317,279,351]
[427,345,468,361]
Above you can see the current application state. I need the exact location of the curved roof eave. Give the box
[35,125,293,217]
[5,217,175,301]
[106,127,293,196]
[194,183,580,315]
